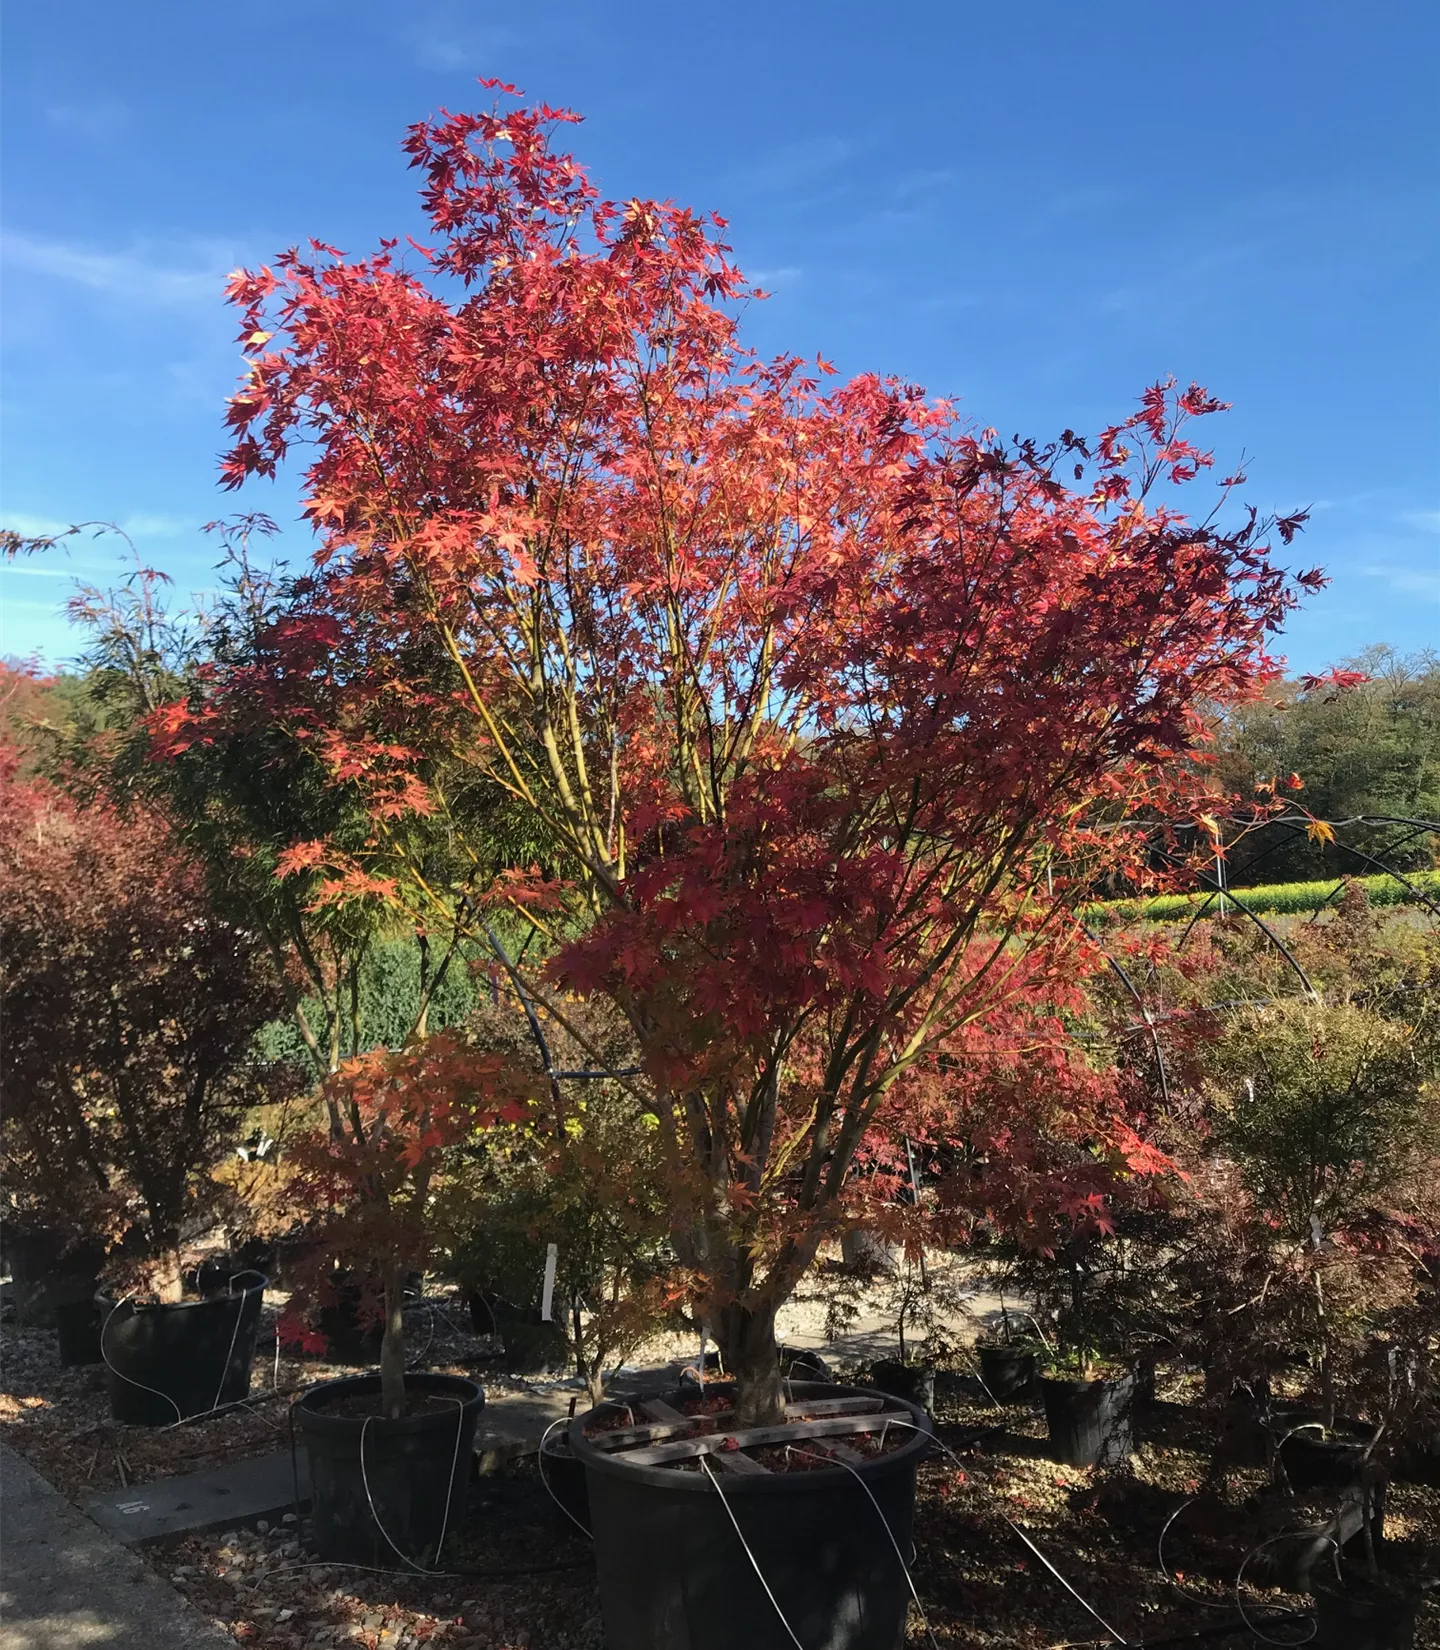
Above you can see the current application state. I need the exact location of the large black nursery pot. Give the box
[571,1380,932,1650]
[99,1273,267,1424]
[1312,1574,1418,1650]
[7,1229,105,1330]
[295,1372,484,1567]
[1040,1369,1135,1467]
[500,1310,570,1375]
[977,1344,1038,1403]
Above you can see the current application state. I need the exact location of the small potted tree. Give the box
[0,769,290,1411]
[286,1032,535,1567]
[974,1296,1045,1403]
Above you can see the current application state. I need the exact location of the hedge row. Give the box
[1098,869,1440,925]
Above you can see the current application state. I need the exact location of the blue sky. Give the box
[3,0,1436,672]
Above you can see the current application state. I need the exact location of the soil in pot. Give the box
[98,1274,267,1424]
[572,1380,932,1650]
[977,1343,1038,1403]
[7,1231,105,1329]
[1040,1369,1135,1467]
[869,1359,935,1413]
[539,1429,591,1536]
[295,1372,484,1568]
[1312,1573,1418,1650]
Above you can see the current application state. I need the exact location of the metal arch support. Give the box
[1150,844,1320,1001]
[1269,820,1440,924]
[1079,921,1171,1110]
[475,914,644,1093]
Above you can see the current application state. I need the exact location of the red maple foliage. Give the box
[275,1032,538,1417]
[189,86,1320,1420]
[0,704,294,1297]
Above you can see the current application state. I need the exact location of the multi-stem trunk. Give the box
[720,1300,784,1427]
[379,1265,408,1420]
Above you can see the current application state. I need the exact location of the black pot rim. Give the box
[295,1372,484,1440]
[1039,1370,1136,1396]
[569,1380,931,1494]
[95,1273,269,1316]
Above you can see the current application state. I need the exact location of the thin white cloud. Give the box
[1,229,238,309]
[0,513,74,540]
[730,138,855,197]
[44,100,131,142]
[1363,563,1440,600]
[746,266,803,288]
[1398,509,1440,534]
[414,26,527,71]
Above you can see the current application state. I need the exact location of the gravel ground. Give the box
[4,1304,1438,1648]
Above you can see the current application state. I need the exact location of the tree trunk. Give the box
[379,1266,408,1420]
[720,1301,784,1426]
[152,1245,184,1304]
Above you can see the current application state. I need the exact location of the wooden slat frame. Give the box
[586,1393,888,1454]
[624,1411,907,1468]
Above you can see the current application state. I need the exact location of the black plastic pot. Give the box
[538,1429,591,1535]
[55,1298,104,1366]
[295,1373,484,1567]
[501,1313,570,1375]
[6,1230,105,1328]
[1312,1575,1418,1650]
[977,1344,1038,1402]
[466,1289,516,1336]
[869,1360,935,1414]
[1040,1370,1135,1467]
[571,1380,931,1650]
[98,1275,267,1424]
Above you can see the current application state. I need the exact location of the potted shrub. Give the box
[1000,1231,1146,1466]
[448,998,676,1398]
[825,1234,973,1413]
[284,1033,535,1566]
[0,767,292,1412]
[975,1300,1044,1403]
[1037,1347,1138,1468]
[196,82,1313,1643]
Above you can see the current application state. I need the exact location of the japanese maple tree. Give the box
[193,84,1320,1422]
[0,733,293,1298]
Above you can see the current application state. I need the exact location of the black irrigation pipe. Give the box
[1133,1610,1309,1649]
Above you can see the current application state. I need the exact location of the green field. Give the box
[1097,869,1440,924]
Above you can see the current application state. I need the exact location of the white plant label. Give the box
[540,1242,558,1322]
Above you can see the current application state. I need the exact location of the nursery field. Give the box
[3,1281,1438,1650]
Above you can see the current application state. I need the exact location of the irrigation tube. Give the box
[882,1418,1130,1646]
[537,1416,593,1542]
[786,1445,940,1650]
[357,1395,465,1575]
[698,1455,808,1650]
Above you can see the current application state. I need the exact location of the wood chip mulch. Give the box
[5,1318,1439,1649]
